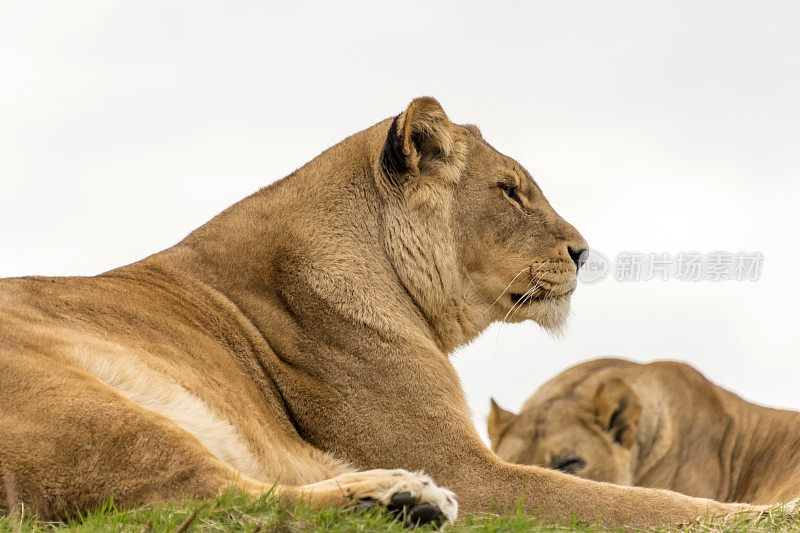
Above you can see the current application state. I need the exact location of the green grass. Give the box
[1,491,798,533]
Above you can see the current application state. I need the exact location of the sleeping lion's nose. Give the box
[568,247,588,272]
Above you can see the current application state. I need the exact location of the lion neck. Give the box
[157,125,488,358]
[722,393,800,503]
[630,367,800,503]
[377,179,490,352]
[627,369,731,501]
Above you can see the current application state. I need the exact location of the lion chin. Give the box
[505,293,572,335]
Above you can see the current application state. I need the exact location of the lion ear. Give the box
[487,398,518,450]
[381,97,458,184]
[591,378,642,449]
[462,124,483,139]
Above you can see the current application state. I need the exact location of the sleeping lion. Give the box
[1,98,759,528]
[489,358,800,505]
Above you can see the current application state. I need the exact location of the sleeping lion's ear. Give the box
[591,378,642,449]
[381,97,459,184]
[487,398,518,450]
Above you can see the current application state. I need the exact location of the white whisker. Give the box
[488,267,530,310]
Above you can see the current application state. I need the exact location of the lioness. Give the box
[0,98,752,527]
[489,358,800,505]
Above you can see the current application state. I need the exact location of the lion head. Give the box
[374,97,587,348]
[487,359,643,485]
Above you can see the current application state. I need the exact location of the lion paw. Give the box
[328,469,458,527]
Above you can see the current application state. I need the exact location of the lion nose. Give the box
[568,247,588,272]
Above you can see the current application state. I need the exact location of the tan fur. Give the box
[0,98,757,527]
[489,358,800,505]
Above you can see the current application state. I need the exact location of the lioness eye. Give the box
[549,455,586,475]
[498,182,524,207]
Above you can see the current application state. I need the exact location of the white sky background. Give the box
[1,1,799,443]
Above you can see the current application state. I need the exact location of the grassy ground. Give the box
[1,491,799,533]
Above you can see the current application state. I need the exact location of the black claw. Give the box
[355,497,378,512]
[389,491,418,510]
[428,514,446,529]
[358,491,446,528]
[406,502,444,527]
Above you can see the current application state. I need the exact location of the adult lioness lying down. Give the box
[0,98,753,527]
[489,358,800,505]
